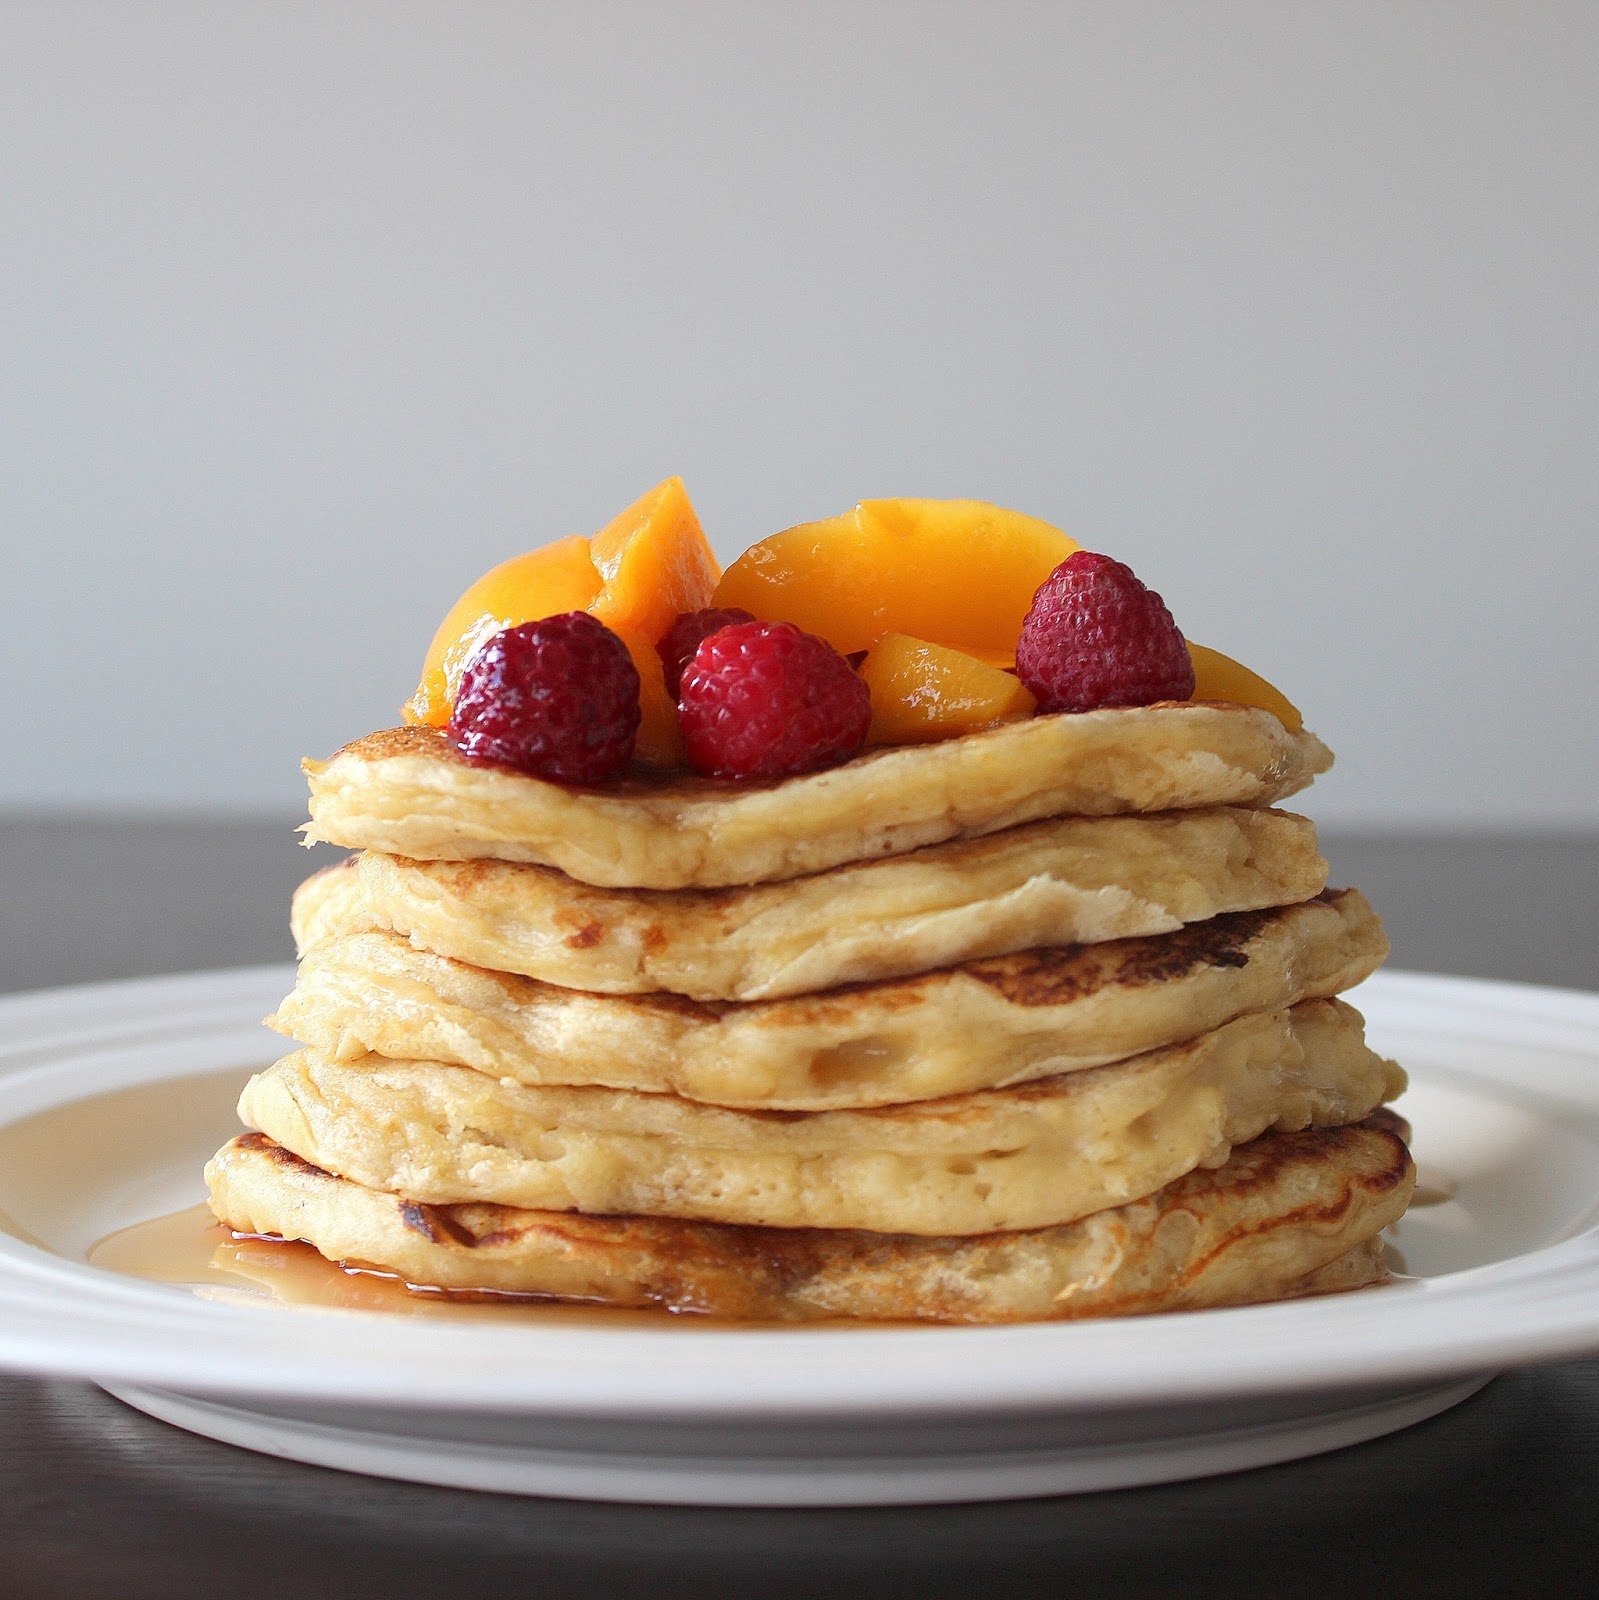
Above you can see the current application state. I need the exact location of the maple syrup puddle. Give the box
[87,1196,1423,1329]
[85,1204,861,1331]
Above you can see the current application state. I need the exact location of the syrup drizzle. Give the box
[86,1189,1433,1328]
[85,1204,825,1330]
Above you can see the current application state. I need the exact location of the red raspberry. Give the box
[657,606,756,698]
[678,620,871,780]
[447,612,640,783]
[1015,551,1195,713]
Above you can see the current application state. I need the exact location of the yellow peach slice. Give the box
[1187,643,1303,732]
[589,476,722,647]
[588,477,719,766]
[403,536,601,727]
[713,498,1078,665]
[402,477,719,767]
[622,634,686,770]
[860,633,1037,745]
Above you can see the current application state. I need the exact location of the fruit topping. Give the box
[612,636,684,772]
[1015,552,1196,713]
[406,479,1305,778]
[712,498,1078,665]
[677,620,871,780]
[658,607,758,698]
[588,478,724,655]
[447,613,641,784]
[587,477,723,770]
[859,634,1036,745]
[403,477,720,768]
[404,536,601,728]
[1187,642,1303,731]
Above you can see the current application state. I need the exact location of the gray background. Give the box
[2,2,1596,828]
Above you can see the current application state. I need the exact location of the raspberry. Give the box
[447,612,640,783]
[678,620,871,779]
[657,606,756,698]
[1015,552,1195,713]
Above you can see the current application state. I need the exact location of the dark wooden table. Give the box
[2,821,1596,1600]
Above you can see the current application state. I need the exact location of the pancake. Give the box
[238,999,1404,1235]
[301,708,1332,889]
[204,1115,1413,1323]
[272,890,1388,1110]
[292,806,1327,1001]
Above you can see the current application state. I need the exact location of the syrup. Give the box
[86,1205,847,1331]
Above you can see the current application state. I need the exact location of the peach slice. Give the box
[589,476,722,648]
[402,477,720,767]
[712,498,1078,666]
[403,536,601,727]
[1187,643,1303,732]
[622,633,687,770]
[588,477,719,767]
[860,633,1037,745]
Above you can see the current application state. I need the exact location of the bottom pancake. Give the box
[204,1115,1413,1325]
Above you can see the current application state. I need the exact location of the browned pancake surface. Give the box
[207,1118,1412,1323]
[271,890,1388,1108]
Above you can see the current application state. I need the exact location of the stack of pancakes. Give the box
[206,703,1414,1323]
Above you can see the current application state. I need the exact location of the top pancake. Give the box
[302,707,1332,889]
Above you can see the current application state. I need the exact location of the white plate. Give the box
[1,966,1597,1505]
